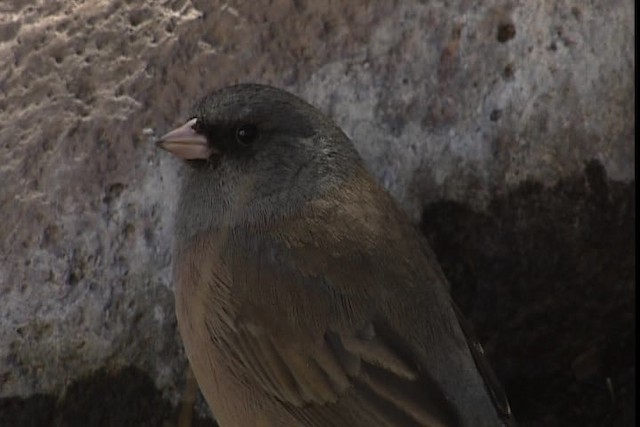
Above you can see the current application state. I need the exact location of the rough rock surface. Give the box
[0,0,634,425]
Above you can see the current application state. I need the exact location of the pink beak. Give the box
[156,118,217,160]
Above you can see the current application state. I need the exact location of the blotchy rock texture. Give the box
[0,0,634,425]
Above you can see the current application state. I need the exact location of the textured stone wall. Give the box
[0,0,634,425]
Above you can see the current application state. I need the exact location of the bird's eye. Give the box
[235,124,258,145]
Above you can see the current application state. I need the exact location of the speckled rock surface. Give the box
[0,0,634,425]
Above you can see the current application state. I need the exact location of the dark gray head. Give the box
[157,84,363,238]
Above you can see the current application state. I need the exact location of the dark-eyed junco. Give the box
[156,84,513,426]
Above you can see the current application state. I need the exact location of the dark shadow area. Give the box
[421,160,635,426]
[0,394,55,427]
[0,366,217,427]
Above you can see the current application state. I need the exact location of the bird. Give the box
[156,83,513,426]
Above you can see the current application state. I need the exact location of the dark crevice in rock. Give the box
[421,159,635,426]
[0,367,217,427]
[0,394,55,427]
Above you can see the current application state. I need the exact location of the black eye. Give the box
[236,124,258,145]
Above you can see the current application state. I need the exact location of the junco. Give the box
[156,84,513,426]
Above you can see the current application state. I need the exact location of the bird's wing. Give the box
[216,221,464,427]
[207,171,513,426]
[451,302,513,423]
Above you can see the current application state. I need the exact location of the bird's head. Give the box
[157,84,362,229]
